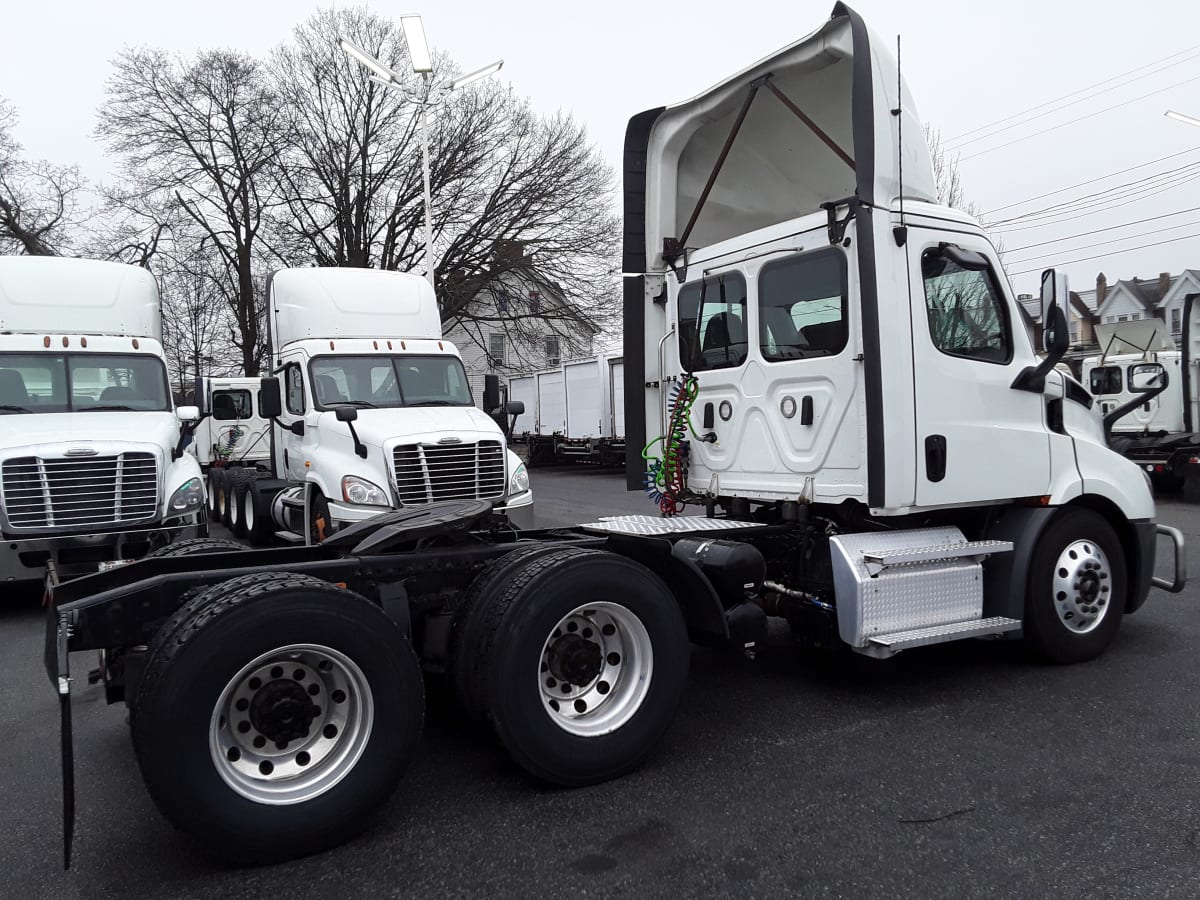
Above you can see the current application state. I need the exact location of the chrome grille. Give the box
[1,452,159,530]
[392,441,506,504]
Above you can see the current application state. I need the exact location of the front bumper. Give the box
[497,490,535,530]
[1131,520,1187,612]
[1,513,205,584]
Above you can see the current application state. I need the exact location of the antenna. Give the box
[892,35,906,247]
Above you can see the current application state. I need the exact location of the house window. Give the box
[488,333,506,367]
[497,291,510,314]
[529,290,541,314]
[545,336,561,366]
[1069,320,1079,342]
[1117,315,1129,323]
[1173,308,1182,333]
[1130,313,1140,321]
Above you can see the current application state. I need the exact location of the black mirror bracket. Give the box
[1012,304,1069,394]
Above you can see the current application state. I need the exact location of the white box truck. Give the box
[43,4,1186,869]
[511,353,625,466]
[0,256,205,585]
[210,266,533,544]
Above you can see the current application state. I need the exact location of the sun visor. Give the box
[1094,320,1177,355]
[627,3,936,274]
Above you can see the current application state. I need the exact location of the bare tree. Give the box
[925,124,1004,261]
[97,50,287,374]
[271,8,619,355]
[0,98,87,255]
[159,254,246,397]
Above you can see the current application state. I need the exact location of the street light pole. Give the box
[338,25,502,289]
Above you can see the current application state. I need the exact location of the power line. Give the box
[982,147,1200,216]
[946,47,1200,149]
[986,160,1200,227]
[990,174,1200,232]
[1009,230,1200,276]
[1006,219,1200,265]
[1001,205,1200,253]
[945,44,1200,144]
[959,73,1200,162]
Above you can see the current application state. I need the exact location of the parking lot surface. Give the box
[3,470,1200,899]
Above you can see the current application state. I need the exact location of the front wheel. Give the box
[469,548,689,786]
[131,572,424,863]
[1024,508,1127,664]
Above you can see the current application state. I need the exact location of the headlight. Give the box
[342,475,389,506]
[168,477,204,512]
[509,463,529,495]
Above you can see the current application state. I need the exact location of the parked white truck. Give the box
[43,4,1185,870]
[0,256,205,585]
[510,353,625,466]
[210,266,533,544]
[1081,308,1200,494]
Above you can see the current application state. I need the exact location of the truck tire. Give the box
[131,572,424,864]
[448,543,558,724]
[244,481,282,547]
[230,473,259,539]
[220,469,252,528]
[469,548,689,786]
[207,468,226,519]
[1023,508,1127,664]
[142,536,245,558]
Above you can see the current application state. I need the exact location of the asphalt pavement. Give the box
[4,470,1200,899]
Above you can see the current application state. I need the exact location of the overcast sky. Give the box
[3,0,1199,298]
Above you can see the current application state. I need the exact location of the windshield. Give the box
[309,355,473,409]
[0,353,171,414]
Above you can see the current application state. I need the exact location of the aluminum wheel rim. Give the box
[1052,539,1113,635]
[207,474,220,515]
[243,490,255,531]
[538,601,653,737]
[209,643,374,805]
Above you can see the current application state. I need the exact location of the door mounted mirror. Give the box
[1129,363,1167,392]
[1040,268,1071,354]
[259,377,283,419]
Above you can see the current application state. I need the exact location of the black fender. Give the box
[980,505,1058,623]
[604,534,729,645]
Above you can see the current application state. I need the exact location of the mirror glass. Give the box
[1128,363,1167,392]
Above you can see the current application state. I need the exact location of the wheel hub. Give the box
[249,679,316,743]
[1052,539,1112,634]
[546,633,603,686]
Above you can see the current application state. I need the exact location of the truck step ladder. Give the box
[866,616,1021,654]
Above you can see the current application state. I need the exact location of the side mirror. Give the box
[259,377,283,418]
[335,406,359,422]
[1129,363,1167,392]
[483,374,501,413]
[176,405,200,423]
[1040,268,1071,353]
[505,400,525,416]
[193,376,208,414]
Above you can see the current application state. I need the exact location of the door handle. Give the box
[925,434,947,482]
[800,396,814,426]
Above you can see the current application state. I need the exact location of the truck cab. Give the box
[0,256,205,584]
[260,267,532,537]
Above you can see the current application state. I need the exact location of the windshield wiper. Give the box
[329,400,378,409]
[77,405,137,412]
[407,400,461,407]
[0,404,29,414]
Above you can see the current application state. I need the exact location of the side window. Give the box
[921,249,1012,364]
[759,249,847,361]
[1089,366,1123,395]
[285,364,305,415]
[677,273,748,371]
[211,389,251,420]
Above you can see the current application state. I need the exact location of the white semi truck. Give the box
[207,266,533,545]
[0,256,205,586]
[44,4,1185,869]
[1080,307,1200,494]
[510,352,625,466]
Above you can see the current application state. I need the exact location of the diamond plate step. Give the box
[865,616,1021,655]
[577,516,766,536]
[861,540,1012,576]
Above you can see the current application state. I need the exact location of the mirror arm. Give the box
[1103,379,1169,445]
[345,420,368,459]
[1012,305,1069,394]
[172,413,208,462]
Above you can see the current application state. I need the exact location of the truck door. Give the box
[276,361,310,481]
[908,236,1051,505]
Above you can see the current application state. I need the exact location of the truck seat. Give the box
[315,373,346,404]
[0,369,29,404]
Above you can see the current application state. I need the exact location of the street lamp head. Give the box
[400,16,434,73]
[1165,110,1200,129]
[338,36,398,83]
[449,60,504,92]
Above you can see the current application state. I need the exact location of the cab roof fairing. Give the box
[627,3,936,276]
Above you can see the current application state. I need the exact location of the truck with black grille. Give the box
[0,256,205,586]
[209,266,534,546]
